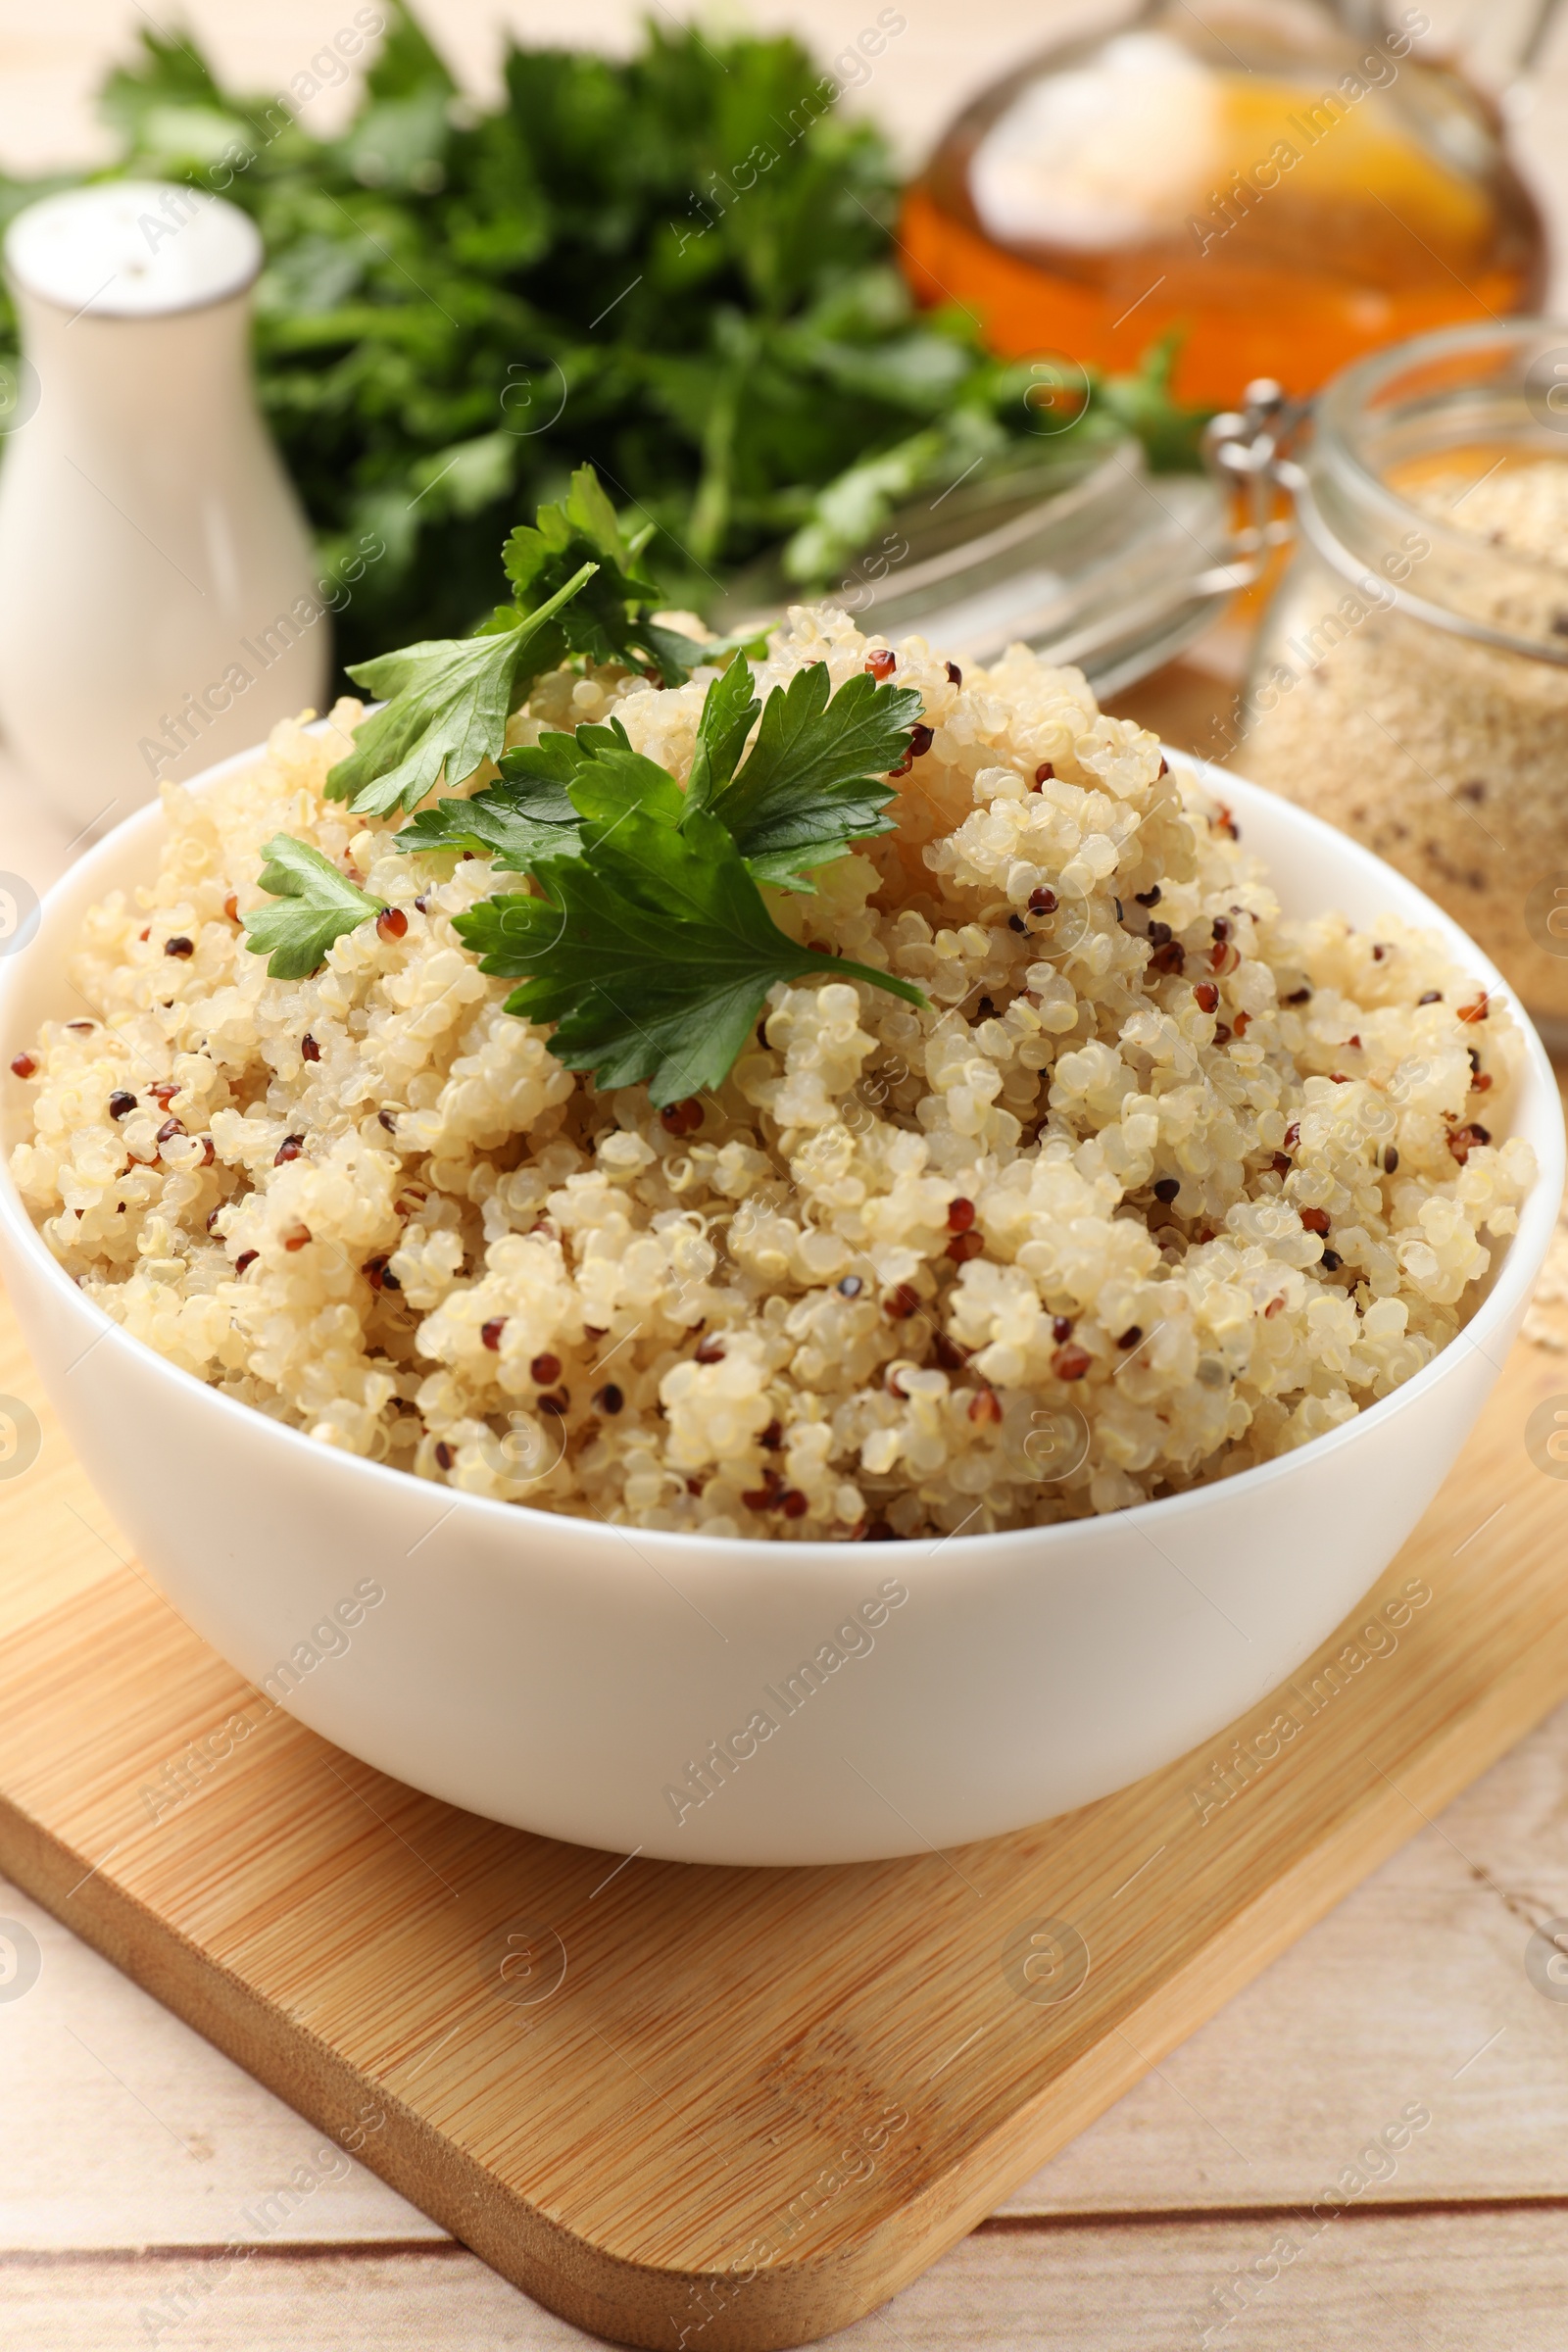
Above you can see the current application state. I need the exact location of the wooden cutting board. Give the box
[2,1275,1567,2352]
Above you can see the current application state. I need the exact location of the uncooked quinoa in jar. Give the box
[1241,324,1568,1041]
[6,526,1536,1541]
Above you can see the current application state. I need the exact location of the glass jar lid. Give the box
[715,420,1277,697]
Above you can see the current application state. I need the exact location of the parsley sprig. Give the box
[501,466,703,689]
[246,477,929,1102]
[404,637,920,890]
[684,655,921,886]
[324,466,711,820]
[240,837,386,979]
[322,563,599,820]
[455,804,923,1103]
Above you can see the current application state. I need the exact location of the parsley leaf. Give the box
[394,773,587,871]
[453,804,924,1105]
[324,561,599,819]
[682,651,759,816]
[240,836,386,978]
[503,466,705,687]
[688,661,921,886]
[398,717,681,867]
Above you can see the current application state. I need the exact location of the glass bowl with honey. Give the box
[902,0,1544,410]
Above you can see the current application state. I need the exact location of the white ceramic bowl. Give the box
[1,747,1561,1865]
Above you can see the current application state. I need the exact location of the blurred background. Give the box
[6,0,1568,1016]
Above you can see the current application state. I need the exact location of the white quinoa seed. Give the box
[9,609,1536,1541]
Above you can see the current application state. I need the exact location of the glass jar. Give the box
[1241,319,1568,1039]
[901,0,1545,411]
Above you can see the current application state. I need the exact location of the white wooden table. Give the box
[6,4,1568,2343]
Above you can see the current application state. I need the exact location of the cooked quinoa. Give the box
[7,609,1537,1539]
[1243,457,1568,1026]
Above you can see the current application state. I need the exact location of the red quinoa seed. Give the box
[481,1318,507,1351]
[1447,1122,1491,1163]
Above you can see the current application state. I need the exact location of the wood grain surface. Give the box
[1,1238,1566,2350]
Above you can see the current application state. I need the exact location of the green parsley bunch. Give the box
[0,6,1209,669]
